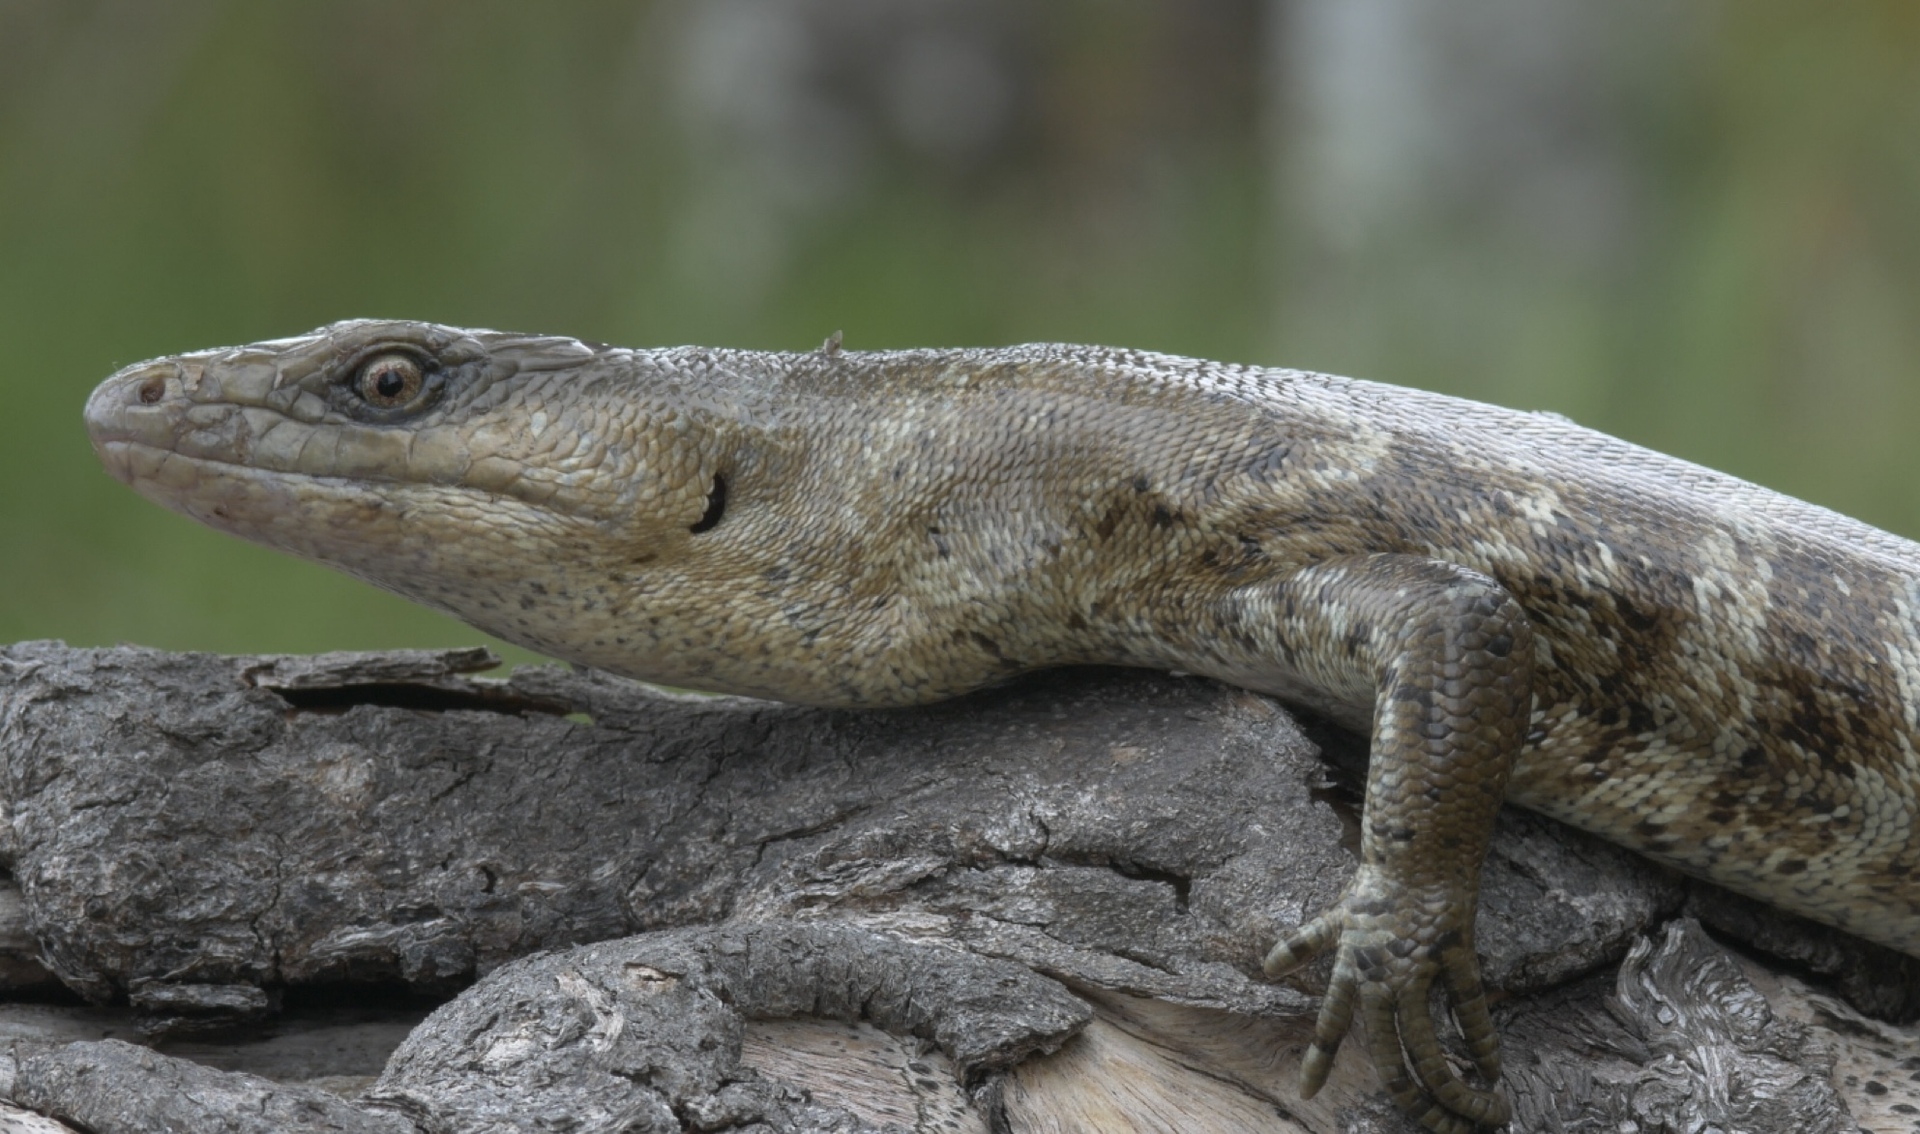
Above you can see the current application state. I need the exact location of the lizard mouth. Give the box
[90,435,350,549]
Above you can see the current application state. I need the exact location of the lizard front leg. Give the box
[1237,554,1533,1131]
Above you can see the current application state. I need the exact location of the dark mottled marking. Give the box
[1250,444,1290,480]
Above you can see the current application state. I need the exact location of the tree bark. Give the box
[0,641,1912,1132]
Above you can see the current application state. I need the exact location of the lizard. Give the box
[82,318,1920,1132]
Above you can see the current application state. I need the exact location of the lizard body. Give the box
[85,320,1920,1131]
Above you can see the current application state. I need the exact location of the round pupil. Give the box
[375,368,408,398]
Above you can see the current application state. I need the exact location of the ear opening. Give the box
[689,473,727,534]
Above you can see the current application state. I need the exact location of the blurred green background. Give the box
[2,1,1917,663]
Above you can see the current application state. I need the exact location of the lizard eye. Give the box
[354,353,426,409]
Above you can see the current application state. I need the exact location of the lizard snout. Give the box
[85,359,196,484]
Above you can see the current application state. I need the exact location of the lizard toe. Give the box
[1264,910,1339,978]
[1396,973,1510,1127]
[1363,989,1483,1134]
[1443,947,1501,1082]
[1296,941,1361,1098]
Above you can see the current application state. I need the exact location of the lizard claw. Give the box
[1264,871,1509,1131]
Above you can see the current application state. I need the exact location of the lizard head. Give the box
[84,319,769,679]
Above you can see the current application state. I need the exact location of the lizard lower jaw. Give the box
[89,439,303,543]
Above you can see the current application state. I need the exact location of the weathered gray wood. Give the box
[0,1103,78,1133]
[0,998,426,1105]
[1500,919,1850,1132]
[365,921,1088,1133]
[2,1039,415,1134]
[238,646,501,689]
[0,641,1359,1019]
[0,919,1888,1134]
[0,641,1913,1131]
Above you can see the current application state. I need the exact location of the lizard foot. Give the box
[1264,869,1508,1132]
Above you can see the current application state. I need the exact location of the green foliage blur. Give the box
[1,2,1917,662]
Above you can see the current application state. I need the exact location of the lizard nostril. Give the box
[137,376,166,405]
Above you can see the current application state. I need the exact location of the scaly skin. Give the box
[85,320,1920,1130]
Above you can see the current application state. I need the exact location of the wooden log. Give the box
[0,641,1911,1131]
